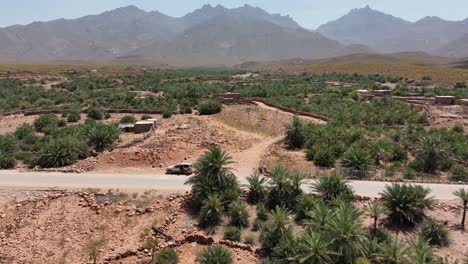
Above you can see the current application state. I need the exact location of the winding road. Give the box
[0,170,465,199]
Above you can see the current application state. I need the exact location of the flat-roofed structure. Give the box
[434,96,456,105]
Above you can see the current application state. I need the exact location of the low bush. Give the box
[244,234,256,245]
[380,184,434,225]
[198,100,222,115]
[223,226,241,242]
[141,114,152,120]
[120,115,137,124]
[87,108,104,120]
[449,165,467,182]
[420,219,449,247]
[34,114,58,132]
[86,123,120,152]
[313,148,336,167]
[197,245,233,264]
[228,200,249,228]
[38,136,89,168]
[162,109,172,119]
[155,248,179,264]
[67,111,81,123]
[0,134,17,169]
[198,195,223,228]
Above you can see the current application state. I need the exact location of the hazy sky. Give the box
[1,0,467,29]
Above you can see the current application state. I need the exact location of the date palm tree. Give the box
[453,188,468,230]
[185,147,239,205]
[328,204,365,263]
[303,200,335,231]
[295,230,337,264]
[246,173,267,204]
[414,134,449,173]
[379,238,409,264]
[286,116,305,149]
[366,201,387,231]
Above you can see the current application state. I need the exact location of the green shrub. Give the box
[104,113,111,119]
[246,173,267,204]
[420,219,449,247]
[223,226,241,242]
[120,115,137,124]
[197,245,233,264]
[181,105,193,114]
[285,116,305,149]
[313,148,336,167]
[380,184,434,225]
[295,194,317,221]
[391,145,408,162]
[67,111,81,123]
[0,134,17,169]
[38,136,88,168]
[198,100,222,115]
[155,248,179,264]
[34,114,58,132]
[342,146,372,172]
[311,171,354,202]
[228,200,249,228]
[141,114,152,120]
[244,234,256,245]
[14,124,38,144]
[452,125,464,133]
[86,123,120,152]
[87,108,104,120]
[57,119,67,127]
[256,203,269,222]
[306,147,316,161]
[162,109,172,119]
[198,195,223,228]
[449,165,467,182]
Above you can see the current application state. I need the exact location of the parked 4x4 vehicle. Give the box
[165,163,193,175]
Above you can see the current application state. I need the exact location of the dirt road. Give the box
[0,170,464,199]
[253,101,328,124]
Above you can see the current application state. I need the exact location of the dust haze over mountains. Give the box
[0,4,467,66]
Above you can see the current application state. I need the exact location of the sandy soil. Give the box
[1,189,466,263]
[428,105,468,130]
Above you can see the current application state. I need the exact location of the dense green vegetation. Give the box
[186,147,468,264]
[1,116,120,169]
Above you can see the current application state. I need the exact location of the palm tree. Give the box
[380,184,434,225]
[246,173,267,204]
[379,238,410,264]
[328,204,365,263]
[228,200,249,228]
[286,116,305,149]
[260,206,292,251]
[369,139,391,166]
[295,230,337,264]
[408,236,434,264]
[266,166,294,209]
[366,201,387,231]
[197,245,233,264]
[303,200,335,231]
[185,147,239,204]
[198,194,223,228]
[453,188,468,230]
[414,134,450,173]
[311,171,355,202]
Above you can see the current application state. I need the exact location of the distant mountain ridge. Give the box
[0,4,467,64]
[1,4,364,65]
[317,5,468,56]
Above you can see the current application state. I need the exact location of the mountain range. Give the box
[0,4,467,65]
[317,5,468,57]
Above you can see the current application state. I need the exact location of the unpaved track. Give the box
[0,170,464,199]
[253,101,328,124]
